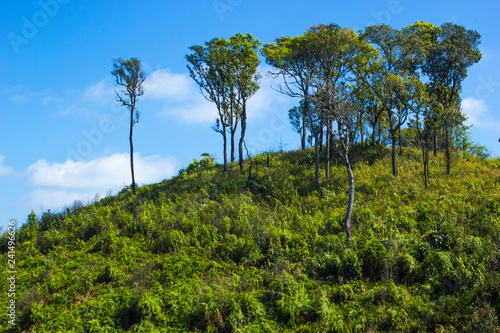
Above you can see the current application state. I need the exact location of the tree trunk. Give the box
[319,124,323,152]
[398,127,403,154]
[325,129,330,179]
[420,142,429,190]
[314,134,320,185]
[239,104,246,171]
[424,154,429,190]
[223,126,228,172]
[302,91,309,150]
[433,129,437,157]
[329,125,335,160]
[391,134,398,177]
[231,124,235,163]
[444,124,451,175]
[129,110,136,195]
[344,161,355,248]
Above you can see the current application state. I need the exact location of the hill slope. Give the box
[1,146,500,332]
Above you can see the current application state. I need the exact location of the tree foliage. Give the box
[187,33,260,172]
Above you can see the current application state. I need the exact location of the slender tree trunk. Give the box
[230,104,235,163]
[344,161,355,248]
[325,129,330,179]
[329,123,335,160]
[302,92,308,150]
[246,151,253,189]
[231,128,235,163]
[223,126,228,172]
[416,113,430,190]
[319,124,324,152]
[391,134,398,177]
[239,103,246,171]
[314,134,320,185]
[444,124,451,175]
[129,110,136,195]
[398,127,403,154]
[424,151,429,189]
[433,129,437,157]
[419,132,429,190]
[371,110,381,144]
[378,123,382,143]
[388,108,398,176]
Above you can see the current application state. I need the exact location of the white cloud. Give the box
[462,97,488,127]
[461,97,500,128]
[159,95,219,123]
[153,65,291,124]
[6,86,57,104]
[26,189,93,211]
[83,78,115,104]
[25,153,177,210]
[246,67,290,121]
[27,153,176,190]
[143,69,193,100]
[0,156,14,176]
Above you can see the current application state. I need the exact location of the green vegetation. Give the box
[1,19,493,333]
[2,146,500,332]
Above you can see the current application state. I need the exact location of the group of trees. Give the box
[261,22,481,246]
[186,33,261,172]
[111,21,481,247]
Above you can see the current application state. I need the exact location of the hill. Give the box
[1,145,500,332]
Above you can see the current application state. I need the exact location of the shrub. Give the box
[339,249,362,281]
[359,238,388,281]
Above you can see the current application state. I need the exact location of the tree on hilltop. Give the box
[112,57,145,195]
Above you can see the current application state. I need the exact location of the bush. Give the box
[339,249,362,281]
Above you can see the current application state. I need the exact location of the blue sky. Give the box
[1,0,499,230]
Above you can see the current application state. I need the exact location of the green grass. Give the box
[1,145,500,332]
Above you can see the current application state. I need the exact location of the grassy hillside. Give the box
[1,145,500,332]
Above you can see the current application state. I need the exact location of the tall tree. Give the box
[262,33,318,150]
[307,24,375,246]
[310,24,376,180]
[187,34,260,172]
[229,33,261,172]
[392,73,432,188]
[315,85,359,247]
[422,22,481,175]
[186,38,232,171]
[112,57,145,195]
[361,23,427,176]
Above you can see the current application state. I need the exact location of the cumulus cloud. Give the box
[26,189,93,211]
[461,97,499,128]
[154,65,291,124]
[159,95,218,123]
[246,67,290,121]
[0,156,14,177]
[25,153,177,210]
[27,153,176,190]
[143,69,193,100]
